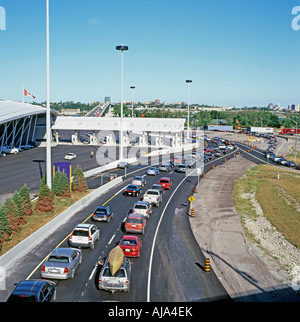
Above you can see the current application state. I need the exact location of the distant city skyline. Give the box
[0,0,300,108]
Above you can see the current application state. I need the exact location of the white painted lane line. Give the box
[108,234,116,245]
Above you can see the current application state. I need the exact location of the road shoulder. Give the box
[189,155,299,302]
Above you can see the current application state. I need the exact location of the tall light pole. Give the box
[116,45,128,160]
[186,80,192,140]
[46,0,52,188]
[130,86,135,117]
[291,119,298,163]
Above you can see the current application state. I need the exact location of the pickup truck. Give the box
[98,257,132,293]
[142,189,162,207]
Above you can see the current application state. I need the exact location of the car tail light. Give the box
[99,278,102,282]
[69,230,74,240]
[41,265,45,272]
[125,279,129,284]
[64,267,69,273]
[146,210,149,214]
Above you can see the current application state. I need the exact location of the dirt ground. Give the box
[189,155,300,302]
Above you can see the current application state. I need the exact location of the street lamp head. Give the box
[130,86,135,89]
[116,44,129,51]
[186,80,192,83]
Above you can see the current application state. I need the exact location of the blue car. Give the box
[92,206,114,222]
[6,279,56,302]
[285,161,296,167]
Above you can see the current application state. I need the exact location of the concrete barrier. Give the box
[0,177,123,271]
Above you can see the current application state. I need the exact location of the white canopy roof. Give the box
[0,99,56,125]
[52,116,185,133]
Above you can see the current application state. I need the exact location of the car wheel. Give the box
[70,269,75,279]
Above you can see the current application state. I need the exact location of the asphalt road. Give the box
[0,144,155,200]
[2,137,290,302]
[1,143,237,302]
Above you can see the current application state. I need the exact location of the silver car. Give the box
[132,201,152,219]
[41,248,82,280]
[132,176,146,187]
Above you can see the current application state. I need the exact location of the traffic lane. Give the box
[148,173,231,302]
[0,145,101,196]
[1,175,132,302]
[15,169,167,302]
[82,172,177,302]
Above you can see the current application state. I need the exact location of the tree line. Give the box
[113,104,300,129]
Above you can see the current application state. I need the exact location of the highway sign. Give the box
[188,196,195,203]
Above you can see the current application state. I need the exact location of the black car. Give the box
[123,184,141,196]
[6,279,56,302]
[92,206,114,222]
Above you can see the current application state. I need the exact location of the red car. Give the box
[119,235,142,257]
[158,177,172,190]
[124,214,146,234]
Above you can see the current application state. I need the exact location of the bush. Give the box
[0,203,11,246]
[35,176,54,213]
[19,184,33,216]
[72,165,88,192]
[52,170,71,197]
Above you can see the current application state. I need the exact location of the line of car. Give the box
[0,142,37,157]
[5,161,176,301]
[264,137,300,169]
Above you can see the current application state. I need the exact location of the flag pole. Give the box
[46,0,52,189]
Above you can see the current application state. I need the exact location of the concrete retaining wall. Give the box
[0,177,123,271]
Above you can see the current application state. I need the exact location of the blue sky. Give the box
[0,0,300,107]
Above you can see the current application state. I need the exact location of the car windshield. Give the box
[134,205,147,209]
[120,239,137,246]
[47,255,69,263]
[72,230,89,237]
[146,191,159,195]
[133,177,142,180]
[103,267,126,278]
[126,218,142,224]
[95,209,106,214]
[160,180,169,183]
[127,185,137,190]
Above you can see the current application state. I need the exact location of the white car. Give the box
[64,153,76,160]
[1,146,19,154]
[68,223,100,249]
[142,189,162,207]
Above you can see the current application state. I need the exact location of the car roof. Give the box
[121,235,138,240]
[74,223,92,230]
[127,213,144,219]
[50,248,76,257]
[135,201,148,205]
[12,280,45,296]
[145,189,159,193]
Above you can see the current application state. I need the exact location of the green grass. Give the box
[234,165,300,249]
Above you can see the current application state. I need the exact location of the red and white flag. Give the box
[24,89,36,99]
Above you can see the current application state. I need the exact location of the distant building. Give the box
[288,104,300,112]
[105,97,111,103]
[60,108,81,115]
